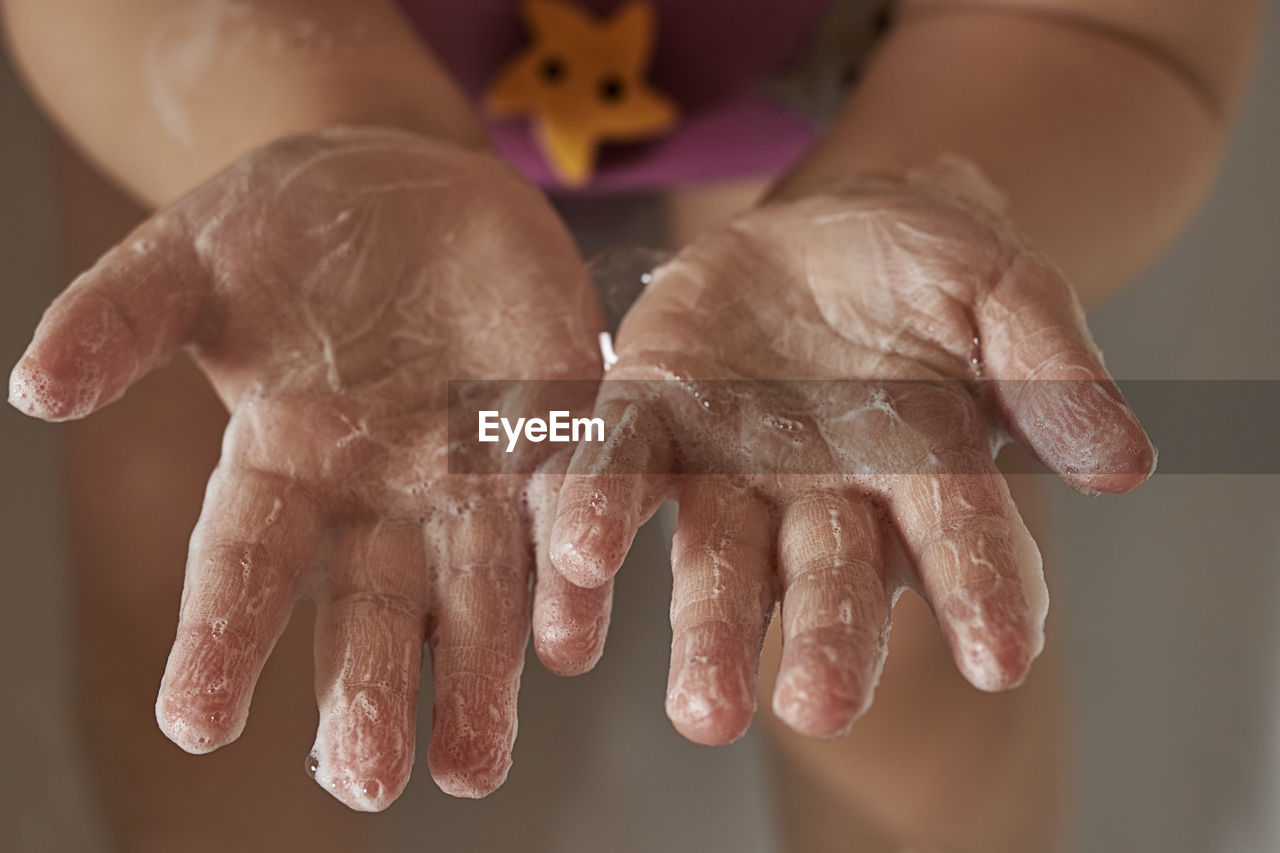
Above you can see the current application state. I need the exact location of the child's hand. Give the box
[550,175,1154,743]
[9,127,611,809]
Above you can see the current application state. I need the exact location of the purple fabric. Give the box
[395,0,830,192]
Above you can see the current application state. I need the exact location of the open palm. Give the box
[10,127,610,809]
[550,178,1154,743]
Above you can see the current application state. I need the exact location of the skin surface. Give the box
[11,126,611,809]
[54,139,377,852]
[776,0,1262,300]
[552,168,1154,744]
[2,0,489,206]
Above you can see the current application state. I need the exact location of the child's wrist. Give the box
[766,154,1009,218]
[141,81,495,208]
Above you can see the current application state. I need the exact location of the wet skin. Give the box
[11,135,1152,812]
[11,127,611,809]
[550,170,1154,743]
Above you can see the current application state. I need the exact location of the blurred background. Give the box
[2,7,1277,852]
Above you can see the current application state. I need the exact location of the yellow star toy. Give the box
[485,0,680,187]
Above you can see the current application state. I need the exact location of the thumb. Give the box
[977,251,1156,494]
[9,213,208,421]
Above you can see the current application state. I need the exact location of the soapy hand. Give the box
[8,127,611,808]
[550,167,1154,743]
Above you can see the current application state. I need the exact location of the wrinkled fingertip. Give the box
[771,689,862,740]
[307,716,416,812]
[7,358,36,415]
[770,663,873,740]
[952,630,1040,693]
[533,622,607,676]
[1067,443,1158,495]
[532,579,612,675]
[549,536,620,589]
[935,585,1044,693]
[433,769,509,800]
[427,748,512,799]
[665,654,757,746]
[7,352,100,422]
[665,689,755,746]
[665,624,762,745]
[311,765,406,813]
[549,494,647,588]
[1020,378,1158,497]
[425,707,516,799]
[1069,472,1145,496]
[155,690,246,755]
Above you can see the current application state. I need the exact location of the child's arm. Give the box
[2,0,489,206]
[771,0,1263,305]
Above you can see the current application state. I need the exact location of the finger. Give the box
[772,493,891,738]
[550,388,673,587]
[527,467,613,675]
[9,214,207,421]
[310,521,427,812]
[425,498,530,798]
[666,479,776,745]
[977,251,1155,493]
[889,460,1047,692]
[156,465,320,753]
